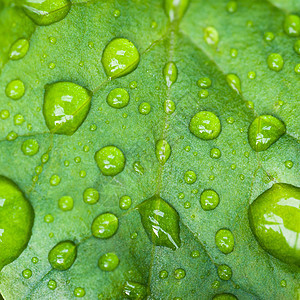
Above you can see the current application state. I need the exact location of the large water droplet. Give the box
[204,26,219,47]
[163,61,178,87]
[248,115,286,152]
[138,195,181,250]
[156,139,171,165]
[267,53,284,71]
[91,213,118,238]
[0,176,34,270]
[102,38,140,78]
[43,81,92,135]
[6,79,25,100]
[48,240,77,270]
[200,189,220,211]
[189,111,221,140]
[122,281,147,299]
[58,196,74,211]
[248,183,300,266]
[94,146,125,176]
[283,14,300,37]
[215,229,234,254]
[217,264,232,281]
[21,139,39,156]
[98,252,119,271]
[23,0,71,26]
[164,0,190,22]
[226,74,241,94]
[107,88,129,109]
[9,38,29,60]
[83,188,99,204]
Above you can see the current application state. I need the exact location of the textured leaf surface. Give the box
[0,0,299,299]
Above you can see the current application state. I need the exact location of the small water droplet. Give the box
[122,281,147,299]
[138,102,151,115]
[163,61,178,87]
[48,241,76,270]
[9,38,29,60]
[174,268,186,279]
[217,264,232,280]
[0,109,10,120]
[267,53,284,71]
[215,229,234,254]
[21,139,39,156]
[58,196,74,211]
[226,74,241,94]
[283,14,300,37]
[264,32,275,42]
[285,160,293,169]
[204,26,219,47]
[230,48,238,58]
[159,270,168,279]
[133,161,145,175]
[119,195,132,210]
[48,279,57,290]
[247,71,256,79]
[107,88,130,109]
[83,188,99,204]
[280,279,287,288]
[164,0,190,22]
[50,174,61,186]
[210,148,221,159]
[226,1,237,13]
[6,79,25,100]
[98,252,119,271]
[197,77,212,88]
[156,140,171,165]
[164,99,176,114]
[74,287,85,298]
[200,189,220,211]
[213,293,237,300]
[91,213,118,238]
[113,9,121,18]
[198,89,209,98]
[294,40,300,54]
[184,170,197,184]
[22,269,32,279]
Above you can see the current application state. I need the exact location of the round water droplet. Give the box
[164,99,176,115]
[184,170,197,184]
[164,0,190,21]
[98,252,119,271]
[247,71,256,79]
[226,74,241,94]
[280,279,287,287]
[159,270,168,279]
[248,115,286,152]
[226,1,237,13]
[267,53,284,71]
[119,195,132,210]
[0,176,34,270]
[21,139,39,156]
[94,146,125,176]
[210,148,221,159]
[189,111,221,140]
[230,48,238,58]
[50,174,61,186]
[48,279,57,290]
[215,229,234,254]
[174,268,186,279]
[6,79,25,100]
[83,188,99,204]
[58,196,73,211]
[285,160,293,169]
[23,0,71,26]
[283,14,300,37]
[295,64,300,74]
[264,32,275,42]
[43,82,92,135]
[102,38,140,78]
[48,240,77,270]
[197,77,212,88]
[294,40,300,54]
[248,183,300,266]
[204,26,219,47]
[139,102,151,115]
[122,281,147,299]
[44,214,54,223]
[0,109,10,120]
[156,139,171,165]
[74,287,85,298]
[217,264,232,281]
[22,269,32,279]
[14,114,25,125]
[6,131,18,141]
[91,213,118,238]
[200,189,220,211]
[213,293,237,300]
[163,61,178,87]
[9,38,29,60]
[107,88,129,109]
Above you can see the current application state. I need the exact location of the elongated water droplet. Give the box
[197,77,212,88]
[6,79,25,100]
[123,281,147,299]
[91,213,118,238]
[98,252,119,271]
[213,293,237,300]
[226,74,241,94]
[94,146,125,176]
[102,38,140,78]
[248,115,286,152]
[164,0,190,22]
[248,183,300,266]
[119,195,132,210]
[164,99,176,115]
[0,176,34,270]
[138,195,181,250]
[156,139,171,165]
[43,82,92,135]
[163,62,178,87]
[9,38,29,60]
[204,26,219,47]
[267,53,284,71]
[107,88,129,109]
[23,0,71,26]
[215,229,234,254]
[217,264,232,281]
[189,111,221,140]
[294,40,300,54]
[283,14,300,37]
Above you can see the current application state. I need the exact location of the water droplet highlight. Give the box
[164,99,176,115]
[283,14,300,37]
[217,264,232,280]
[58,196,74,211]
[21,139,39,156]
[83,188,99,204]
[122,281,147,299]
[164,0,190,22]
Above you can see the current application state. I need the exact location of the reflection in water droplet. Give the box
[107,88,130,109]
[156,140,171,165]
[215,229,234,254]
[204,26,219,47]
[200,189,220,211]
[217,264,232,280]
[164,0,190,22]
[267,53,284,71]
[164,99,176,115]
[91,213,118,238]
[21,139,39,156]
[6,79,25,100]
[9,38,29,60]
[122,281,147,299]
[163,61,178,87]
[98,252,119,271]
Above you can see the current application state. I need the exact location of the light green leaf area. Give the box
[0,0,299,299]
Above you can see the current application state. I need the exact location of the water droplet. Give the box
[74,287,85,298]
[50,174,61,186]
[6,131,18,141]
[133,161,145,175]
[295,63,300,74]
[215,229,234,254]
[280,279,287,288]
[98,252,119,271]
[43,81,92,135]
[156,140,171,165]
[159,270,168,279]
[94,146,125,176]
[83,188,99,204]
[283,14,300,37]
[189,111,221,140]
[41,153,49,164]
[226,1,237,13]
[49,36,57,44]
[294,40,300,54]
[58,196,73,211]
[174,268,186,279]
[48,240,77,270]
[122,281,147,299]
[267,53,284,71]
[44,214,54,223]
[0,109,10,120]
[91,213,118,239]
[22,269,32,279]
[226,74,241,94]
[264,32,275,42]
[184,170,197,184]
[90,124,97,131]
[23,0,71,26]
[113,9,121,17]
[197,77,212,88]
[9,38,29,60]
[48,279,57,290]
[248,115,286,152]
[119,195,132,210]
[138,102,151,115]
[213,293,237,300]
[200,189,220,211]
[31,256,38,264]
[217,264,232,280]
[164,0,190,22]
[285,160,293,169]
[248,183,300,266]
[247,71,256,79]
[138,195,181,250]
[107,88,130,109]
[164,99,176,115]
[21,139,39,156]
[6,79,25,100]
[204,26,219,47]
[14,114,25,125]
[210,148,221,159]
[230,48,238,58]
[198,89,209,98]
[163,61,178,87]
[191,250,200,258]
[102,38,139,78]
[0,176,34,270]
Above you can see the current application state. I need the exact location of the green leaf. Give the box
[0,0,299,299]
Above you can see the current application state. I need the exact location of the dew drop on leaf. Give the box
[91,213,118,239]
[159,270,168,279]
[23,0,71,26]
[102,38,140,78]
[156,139,171,165]
[43,81,92,135]
[163,61,178,87]
[264,32,275,42]
[6,131,18,141]
[74,287,85,298]
[163,99,176,115]
[213,293,238,300]
[217,264,232,281]
[189,111,221,140]
[0,109,10,119]
[197,77,212,88]
[94,146,125,176]
[164,0,190,22]
[138,102,151,115]
[210,148,221,159]
[204,26,219,47]
[133,161,145,175]
[122,281,147,299]
[198,89,209,98]
[50,174,61,186]
[22,269,32,279]
[294,40,300,54]
[48,240,77,270]
[225,74,241,94]
[267,53,284,71]
[107,88,130,109]
[226,1,237,13]
[137,195,181,250]
[21,139,39,156]
[58,196,74,211]
[14,113,25,125]
[200,189,220,211]
[119,195,132,210]
[248,115,286,152]
[98,252,119,271]
[215,229,234,254]
[174,268,186,279]
[283,14,300,37]
[83,188,99,204]
[48,279,57,290]
[0,176,34,270]
[5,79,25,100]
[248,183,300,266]
[9,38,29,60]
[184,170,197,184]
